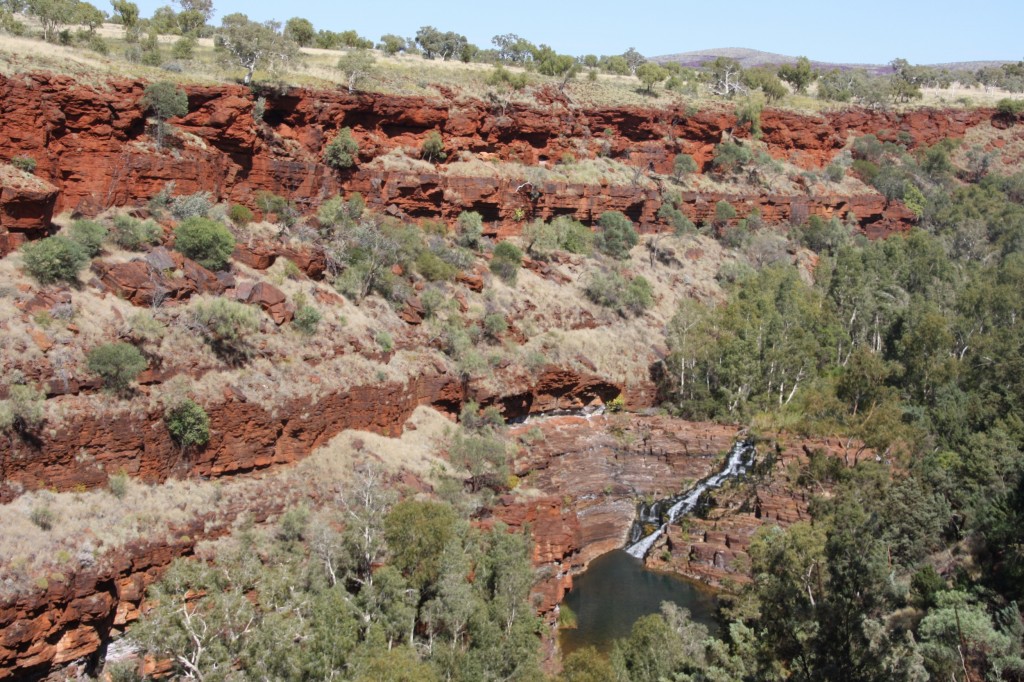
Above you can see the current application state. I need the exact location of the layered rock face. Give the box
[0,72,993,251]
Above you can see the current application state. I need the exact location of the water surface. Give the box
[559,549,718,655]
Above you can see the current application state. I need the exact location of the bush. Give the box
[456,211,484,249]
[490,241,523,284]
[0,384,46,435]
[415,250,457,281]
[165,399,210,450]
[421,130,446,162]
[173,217,236,271]
[228,204,254,226]
[170,191,213,220]
[10,156,36,173]
[141,81,188,147]
[87,343,148,395]
[108,470,129,499]
[171,35,195,59]
[375,330,394,352]
[482,312,507,340]
[21,236,90,284]
[825,161,846,183]
[712,140,752,175]
[714,201,737,223]
[30,505,56,531]
[111,214,162,250]
[553,216,594,255]
[673,153,697,179]
[594,211,638,259]
[324,127,359,169]
[996,98,1024,117]
[66,219,108,257]
[292,305,321,335]
[583,269,653,316]
[189,298,259,363]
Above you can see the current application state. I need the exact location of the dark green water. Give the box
[559,550,718,655]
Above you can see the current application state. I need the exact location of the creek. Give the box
[558,440,755,654]
[558,550,718,655]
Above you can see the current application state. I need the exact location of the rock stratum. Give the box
[0,72,997,253]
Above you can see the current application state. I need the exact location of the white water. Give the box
[625,440,754,558]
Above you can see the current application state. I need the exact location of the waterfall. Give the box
[625,440,755,559]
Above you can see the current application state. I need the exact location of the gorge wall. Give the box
[0,72,994,253]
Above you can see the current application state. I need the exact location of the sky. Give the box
[131,0,1023,65]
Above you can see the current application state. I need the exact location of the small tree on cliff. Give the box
[165,398,210,457]
[142,81,188,148]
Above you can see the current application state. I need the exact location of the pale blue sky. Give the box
[132,0,1022,65]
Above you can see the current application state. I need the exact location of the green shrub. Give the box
[714,201,737,223]
[825,161,846,183]
[323,127,359,169]
[851,159,880,183]
[141,81,187,147]
[583,269,653,316]
[673,153,697,179]
[66,219,108,257]
[415,250,457,281]
[171,35,195,59]
[490,241,523,284]
[996,98,1024,117]
[21,236,90,284]
[553,216,594,255]
[375,330,394,352]
[10,156,36,173]
[0,384,46,435]
[228,204,254,226]
[165,398,210,450]
[30,505,56,531]
[712,140,752,175]
[292,305,321,335]
[87,343,148,395]
[108,470,129,499]
[421,130,446,162]
[173,217,236,271]
[189,298,259,364]
[111,214,162,250]
[594,211,638,259]
[456,211,484,249]
[170,191,213,220]
[483,312,507,340]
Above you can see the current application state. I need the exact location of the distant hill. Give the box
[652,47,1016,74]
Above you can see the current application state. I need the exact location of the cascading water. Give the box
[625,440,755,558]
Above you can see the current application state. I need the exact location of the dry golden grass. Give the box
[0,402,457,596]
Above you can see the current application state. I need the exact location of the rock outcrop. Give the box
[0,72,994,244]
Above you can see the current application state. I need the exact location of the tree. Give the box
[216,13,298,85]
[336,48,375,93]
[594,211,638,259]
[173,216,235,270]
[491,33,535,63]
[383,499,458,595]
[420,130,445,162]
[414,25,466,61]
[86,342,147,395]
[323,127,359,168]
[164,398,210,451]
[622,47,645,74]
[377,33,405,56]
[110,0,139,38]
[172,0,210,35]
[24,0,76,42]
[188,298,259,364]
[21,236,89,284]
[706,56,746,97]
[636,62,669,93]
[283,16,313,47]
[75,1,105,33]
[141,81,188,148]
[489,241,522,284]
[673,152,698,180]
[778,56,816,93]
